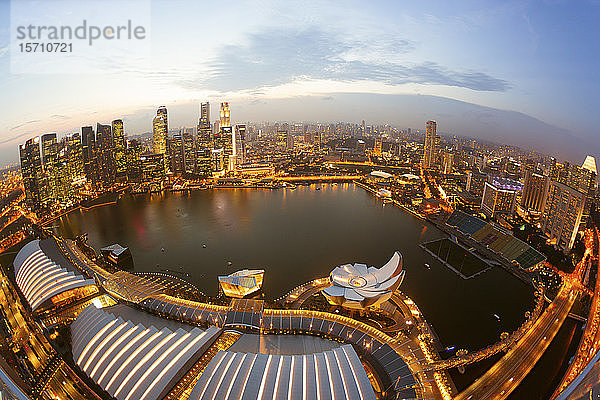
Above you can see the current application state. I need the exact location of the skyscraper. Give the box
[422,120,437,169]
[112,119,127,183]
[219,102,230,128]
[521,170,550,215]
[65,133,84,183]
[544,181,586,252]
[20,137,50,210]
[373,138,382,156]
[235,124,247,165]
[196,104,213,176]
[153,106,168,155]
[96,123,116,188]
[41,133,59,201]
[169,131,184,174]
[481,178,522,218]
[81,126,99,188]
[182,128,196,173]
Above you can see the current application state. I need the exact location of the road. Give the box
[456,282,577,400]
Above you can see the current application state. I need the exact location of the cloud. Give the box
[10,120,41,131]
[50,114,70,120]
[197,27,509,93]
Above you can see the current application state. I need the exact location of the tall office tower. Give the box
[276,130,288,151]
[112,119,127,183]
[96,123,116,188]
[152,106,168,155]
[81,126,99,188]
[169,132,185,174]
[373,138,383,156]
[441,151,454,174]
[125,139,142,183]
[481,177,522,218]
[580,156,597,226]
[182,128,196,173]
[466,170,487,197]
[140,153,166,192]
[521,170,550,214]
[219,102,231,128]
[222,126,235,171]
[235,124,247,164]
[65,133,84,182]
[200,102,210,126]
[196,108,213,176]
[19,137,50,210]
[41,133,59,201]
[422,120,437,169]
[544,181,586,252]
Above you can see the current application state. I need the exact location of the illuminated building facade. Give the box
[152,106,168,156]
[481,178,522,218]
[182,127,195,173]
[125,139,142,183]
[322,252,405,309]
[169,132,184,174]
[196,102,213,175]
[19,137,50,210]
[219,102,230,128]
[140,153,166,191]
[41,133,59,202]
[96,123,116,188]
[218,269,265,298]
[112,119,127,183]
[544,180,586,252]
[235,124,246,164]
[82,125,99,188]
[422,120,437,169]
[13,239,96,312]
[521,170,550,215]
[65,132,85,183]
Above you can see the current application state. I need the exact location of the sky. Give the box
[1,0,599,165]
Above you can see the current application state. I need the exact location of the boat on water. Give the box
[493,313,501,321]
[424,263,430,269]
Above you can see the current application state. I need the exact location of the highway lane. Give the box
[456,282,576,400]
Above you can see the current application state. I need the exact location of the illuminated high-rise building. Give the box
[219,102,231,128]
[112,119,127,183]
[81,126,99,188]
[222,126,235,171]
[169,131,184,174]
[65,133,84,183]
[235,124,246,165]
[96,123,116,188]
[152,106,168,155]
[125,139,142,183]
[140,152,166,192]
[544,181,586,252]
[481,177,522,218]
[182,128,196,173]
[20,137,50,211]
[196,105,213,176]
[41,133,59,201]
[422,120,436,169]
[521,170,550,215]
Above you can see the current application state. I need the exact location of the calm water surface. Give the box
[54,183,534,351]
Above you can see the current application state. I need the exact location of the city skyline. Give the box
[1,1,600,163]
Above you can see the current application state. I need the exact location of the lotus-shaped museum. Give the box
[321,251,405,309]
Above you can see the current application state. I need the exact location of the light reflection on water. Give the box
[54,183,533,351]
